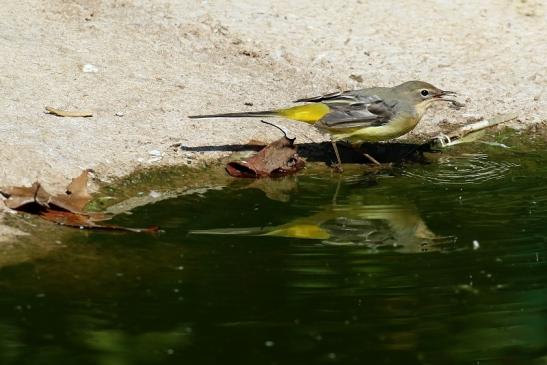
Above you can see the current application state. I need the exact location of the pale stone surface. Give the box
[0,0,545,244]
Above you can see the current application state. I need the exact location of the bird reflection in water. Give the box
[192,176,450,252]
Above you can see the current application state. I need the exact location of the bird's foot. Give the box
[331,163,344,173]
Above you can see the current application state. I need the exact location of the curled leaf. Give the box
[49,169,93,212]
[226,136,305,178]
[2,182,50,210]
[1,170,157,233]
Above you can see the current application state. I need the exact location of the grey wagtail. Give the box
[189,80,456,167]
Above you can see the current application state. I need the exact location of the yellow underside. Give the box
[327,114,420,143]
[276,103,330,123]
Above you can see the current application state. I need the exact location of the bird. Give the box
[189,80,456,169]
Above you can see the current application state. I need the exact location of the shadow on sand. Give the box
[179,141,437,165]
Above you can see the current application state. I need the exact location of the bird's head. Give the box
[394,80,457,117]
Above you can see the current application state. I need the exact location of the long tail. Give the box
[188,103,330,124]
[188,110,277,119]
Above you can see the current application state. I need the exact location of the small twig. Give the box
[260,120,294,140]
[45,106,93,117]
[430,113,517,148]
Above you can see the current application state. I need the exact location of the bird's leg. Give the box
[331,141,343,173]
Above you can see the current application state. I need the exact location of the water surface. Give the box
[1,144,547,364]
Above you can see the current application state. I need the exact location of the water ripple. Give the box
[403,154,519,185]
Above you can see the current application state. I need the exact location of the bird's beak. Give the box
[434,90,457,102]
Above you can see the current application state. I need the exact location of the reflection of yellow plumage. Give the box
[264,224,331,240]
[191,196,438,250]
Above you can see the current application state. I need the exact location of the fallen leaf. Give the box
[49,169,93,212]
[226,136,305,178]
[45,106,93,117]
[0,171,157,233]
[2,182,50,210]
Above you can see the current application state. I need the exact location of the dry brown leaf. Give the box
[0,170,158,233]
[2,182,50,210]
[49,169,93,212]
[226,136,305,178]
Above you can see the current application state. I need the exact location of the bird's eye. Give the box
[420,89,429,97]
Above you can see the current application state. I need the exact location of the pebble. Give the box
[82,64,99,73]
[149,190,161,198]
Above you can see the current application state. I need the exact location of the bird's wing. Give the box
[294,90,357,104]
[318,94,397,129]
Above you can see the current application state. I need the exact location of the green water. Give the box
[1,144,547,364]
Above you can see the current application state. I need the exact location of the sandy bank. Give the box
[1,0,546,241]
